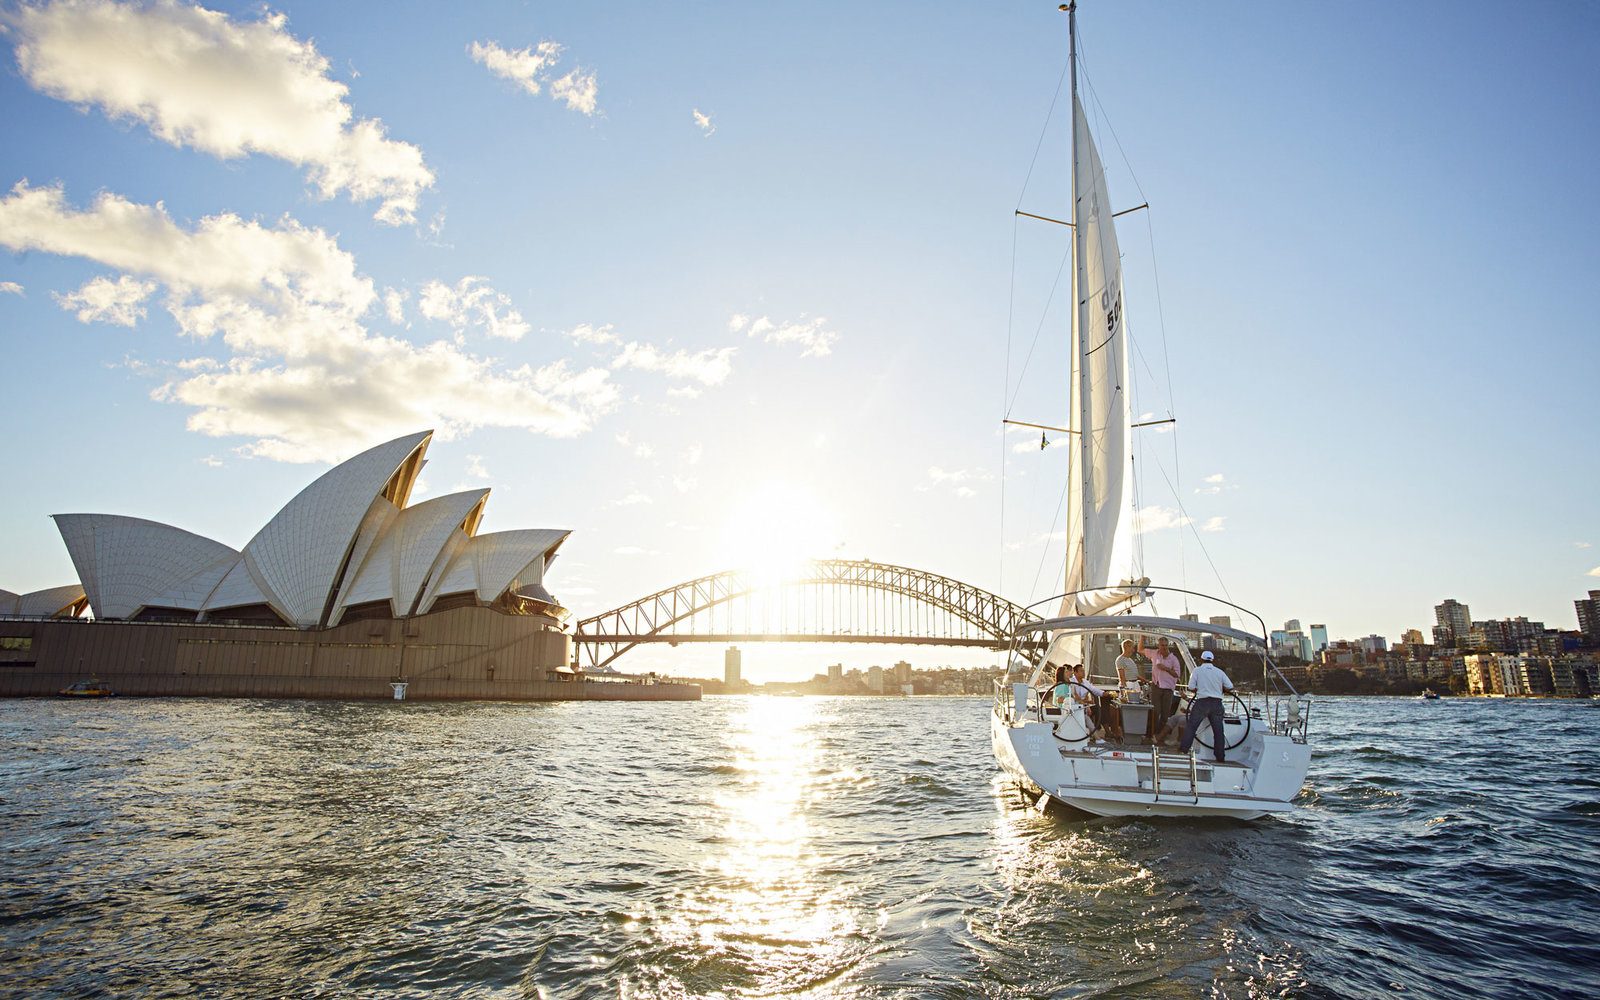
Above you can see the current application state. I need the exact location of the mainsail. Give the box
[1061,94,1140,618]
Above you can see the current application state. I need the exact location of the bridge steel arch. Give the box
[571,559,1044,671]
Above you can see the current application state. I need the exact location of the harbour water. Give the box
[2,695,1597,999]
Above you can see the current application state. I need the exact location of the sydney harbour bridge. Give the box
[570,559,1044,672]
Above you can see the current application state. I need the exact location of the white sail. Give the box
[1062,95,1139,618]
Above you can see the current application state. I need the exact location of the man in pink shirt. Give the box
[1142,635,1182,745]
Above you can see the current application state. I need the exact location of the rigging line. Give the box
[1139,443,1232,603]
[1004,240,1073,415]
[1029,472,1073,607]
[1015,56,1073,213]
[1141,209,1185,602]
[1000,214,1021,595]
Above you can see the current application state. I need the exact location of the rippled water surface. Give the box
[2,695,1597,999]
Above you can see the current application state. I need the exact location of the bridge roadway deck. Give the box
[570,633,1012,648]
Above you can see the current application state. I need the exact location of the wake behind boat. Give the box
[990,4,1312,818]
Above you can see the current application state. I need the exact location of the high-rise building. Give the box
[1284,619,1303,633]
[1403,628,1425,648]
[1434,599,1472,646]
[1208,616,1233,652]
[867,665,884,693]
[1310,624,1328,652]
[893,660,912,686]
[724,646,742,688]
[1359,634,1387,655]
[1576,590,1600,639]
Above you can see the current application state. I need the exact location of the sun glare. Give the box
[716,483,837,583]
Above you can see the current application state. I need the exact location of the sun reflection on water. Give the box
[633,696,867,997]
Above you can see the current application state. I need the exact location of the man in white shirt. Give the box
[1115,639,1141,688]
[1178,650,1234,762]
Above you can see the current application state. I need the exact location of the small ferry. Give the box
[58,679,116,697]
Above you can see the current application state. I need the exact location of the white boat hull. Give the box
[992,702,1309,820]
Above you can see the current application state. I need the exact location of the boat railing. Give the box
[1260,653,1312,743]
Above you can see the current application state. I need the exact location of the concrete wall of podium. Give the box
[0,605,700,702]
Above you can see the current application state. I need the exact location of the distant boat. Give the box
[58,678,116,697]
[1420,689,1441,700]
[989,3,1312,821]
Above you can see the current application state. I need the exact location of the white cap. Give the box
[1201,650,1215,661]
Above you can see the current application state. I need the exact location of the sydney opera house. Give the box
[0,431,697,701]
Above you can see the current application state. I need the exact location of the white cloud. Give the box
[693,108,715,136]
[550,67,598,115]
[418,276,530,340]
[666,385,701,399]
[1202,516,1227,532]
[612,342,734,385]
[467,40,561,95]
[685,444,702,465]
[0,281,22,295]
[672,475,697,493]
[469,39,599,116]
[383,288,408,325]
[0,181,619,462]
[731,313,838,357]
[1589,566,1600,578]
[920,466,987,496]
[1133,505,1193,534]
[12,0,433,225]
[466,454,489,479]
[1576,542,1592,550]
[54,274,156,326]
[617,492,653,506]
[927,467,973,485]
[565,322,618,345]
[614,545,658,556]
[1195,472,1236,496]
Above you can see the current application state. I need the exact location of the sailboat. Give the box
[990,3,1312,819]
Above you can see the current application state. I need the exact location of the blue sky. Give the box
[2,0,1596,681]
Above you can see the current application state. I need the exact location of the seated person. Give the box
[1071,664,1124,742]
[1151,706,1185,747]
[1041,665,1072,713]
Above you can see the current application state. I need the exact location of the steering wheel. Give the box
[1192,691,1253,752]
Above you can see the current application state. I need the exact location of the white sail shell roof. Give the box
[1,584,87,617]
[240,431,430,626]
[142,557,237,612]
[52,513,240,620]
[200,559,272,614]
[31,430,572,629]
[419,528,570,612]
[329,498,401,611]
[335,489,487,620]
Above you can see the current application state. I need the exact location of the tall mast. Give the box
[1067,2,1092,608]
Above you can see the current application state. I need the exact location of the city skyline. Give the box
[3,1,1597,682]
